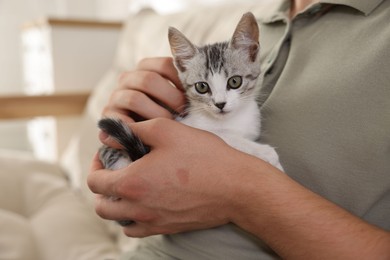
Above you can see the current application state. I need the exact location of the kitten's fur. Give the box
[99,12,282,258]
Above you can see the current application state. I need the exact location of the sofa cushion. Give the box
[0,150,120,260]
[0,210,40,260]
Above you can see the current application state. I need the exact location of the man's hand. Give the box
[102,57,186,124]
[89,118,248,237]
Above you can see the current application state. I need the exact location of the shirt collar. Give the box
[261,0,290,24]
[321,0,385,15]
[261,0,385,24]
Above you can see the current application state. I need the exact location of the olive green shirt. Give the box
[259,0,390,231]
[123,0,390,259]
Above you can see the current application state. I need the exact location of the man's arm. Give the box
[89,55,390,258]
[89,118,390,259]
[231,154,390,259]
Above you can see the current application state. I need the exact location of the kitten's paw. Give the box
[273,161,284,172]
[222,135,284,172]
[253,144,284,172]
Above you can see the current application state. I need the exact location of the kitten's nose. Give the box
[215,102,226,110]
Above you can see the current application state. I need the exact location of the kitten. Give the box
[99,12,283,173]
[98,12,283,257]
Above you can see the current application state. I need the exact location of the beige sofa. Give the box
[0,3,269,260]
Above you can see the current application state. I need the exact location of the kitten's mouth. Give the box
[216,110,230,116]
[207,108,230,117]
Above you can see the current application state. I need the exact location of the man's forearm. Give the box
[231,155,390,259]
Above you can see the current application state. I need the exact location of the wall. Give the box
[0,0,125,153]
[0,0,57,152]
[0,0,260,94]
[128,0,263,14]
[0,0,119,95]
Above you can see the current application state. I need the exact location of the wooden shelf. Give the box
[22,17,123,30]
[0,92,90,119]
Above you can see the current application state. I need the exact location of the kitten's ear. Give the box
[230,12,260,62]
[168,27,197,72]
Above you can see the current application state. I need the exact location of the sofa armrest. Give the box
[0,92,90,119]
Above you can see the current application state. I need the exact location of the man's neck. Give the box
[290,0,319,18]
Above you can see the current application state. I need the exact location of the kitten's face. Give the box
[168,12,261,119]
[182,43,260,118]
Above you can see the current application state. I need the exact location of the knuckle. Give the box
[125,91,142,108]
[87,174,98,194]
[101,106,111,117]
[136,57,150,69]
[114,176,130,198]
[118,71,129,84]
[118,75,129,89]
[140,72,159,90]
[114,173,146,200]
[115,186,128,200]
[148,117,167,131]
[106,90,122,110]
[94,199,110,219]
[159,57,174,70]
[111,88,125,102]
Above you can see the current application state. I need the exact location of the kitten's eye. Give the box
[194,82,209,94]
[227,76,242,89]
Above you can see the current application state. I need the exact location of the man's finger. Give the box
[94,194,133,221]
[90,152,104,171]
[127,118,178,147]
[88,156,124,197]
[136,57,183,91]
[98,130,124,149]
[120,71,185,114]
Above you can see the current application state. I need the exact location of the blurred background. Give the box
[0,0,262,161]
[1,0,261,95]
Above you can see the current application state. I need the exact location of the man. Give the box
[88,0,390,258]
